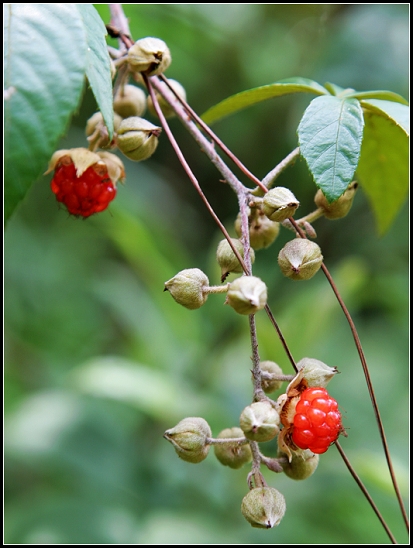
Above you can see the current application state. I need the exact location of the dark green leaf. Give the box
[76,4,114,138]
[4,4,87,224]
[357,112,408,235]
[360,99,409,135]
[347,90,408,106]
[201,77,328,125]
[298,96,364,202]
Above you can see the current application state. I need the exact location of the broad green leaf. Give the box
[347,90,408,106]
[201,77,329,125]
[360,99,409,135]
[4,4,87,224]
[357,111,408,235]
[76,4,114,138]
[298,96,364,202]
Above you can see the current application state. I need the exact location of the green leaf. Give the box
[357,111,408,235]
[346,90,408,106]
[4,4,87,224]
[76,4,114,138]
[360,99,409,135]
[201,77,329,125]
[298,96,364,202]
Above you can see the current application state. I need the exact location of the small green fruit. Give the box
[164,268,209,310]
[216,238,255,282]
[114,85,147,118]
[213,427,252,469]
[127,37,172,76]
[164,417,211,464]
[225,276,267,315]
[117,116,161,161]
[278,239,323,281]
[240,401,280,442]
[262,187,299,222]
[278,449,319,480]
[241,487,286,529]
[315,181,358,220]
[258,361,284,394]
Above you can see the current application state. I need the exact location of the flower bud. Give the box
[117,117,161,161]
[258,361,284,394]
[296,357,338,388]
[213,427,252,469]
[127,37,171,76]
[315,181,358,220]
[235,209,280,250]
[164,268,209,310]
[225,276,267,315]
[278,239,323,281]
[85,112,123,149]
[241,487,286,529]
[164,417,211,463]
[114,84,147,118]
[216,238,255,282]
[147,79,187,119]
[262,187,299,222]
[240,401,280,442]
[278,449,319,480]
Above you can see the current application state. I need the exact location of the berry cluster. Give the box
[292,387,342,454]
[51,156,116,218]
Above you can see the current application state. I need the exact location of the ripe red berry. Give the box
[51,156,117,217]
[292,387,342,454]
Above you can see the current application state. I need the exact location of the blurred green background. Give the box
[4,4,409,544]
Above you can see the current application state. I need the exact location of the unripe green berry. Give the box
[164,268,209,310]
[258,361,284,394]
[127,37,171,76]
[114,85,147,118]
[315,181,358,220]
[225,276,267,315]
[278,239,323,281]
[278,449,319,480]
[297,357,338,388]
[241,487,286,529]
[240,401,280,442]
[213,427,252,469]
[234,209,280,250]
[216,238,255,282]
[164,417,211,463]
[147,79,187,119]
[262,187,299,222]
[117,117,161,161]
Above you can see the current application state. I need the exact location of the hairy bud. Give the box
[164,417,211,463]
[114,85,147,118]
[225,276,267,315]
[240,401,280,442]
[164,268,209,309]
[241,487,286,529]
[214,427,252,469]
[262,187,299,222]
[216,238,255,282]
[235,209,280,250]
[258,361,284,394]
[278,448,319,480]
[278,239,323,281]
[315,181,358,220]
[117,117,161,161]
[297,357,338,388]
[127,37,171,76]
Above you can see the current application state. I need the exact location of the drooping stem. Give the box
[288,216,409,533]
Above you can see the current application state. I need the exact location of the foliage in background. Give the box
[4,4,409,544]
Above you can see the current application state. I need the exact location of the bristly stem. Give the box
[288,216,409,533]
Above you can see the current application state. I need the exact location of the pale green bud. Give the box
[114,85,147,118]
[216,238,255,282]
[262,187,299,222]
[117,117,161,161]
[213,427,252,469]
[164,417,211,463]
[296,357,338,388]
[240,401,280,442]
[278,239,323,281]
[278,449,319,480]
[164,268,209,310]
[127,37,171,76]
[241,487,286,529]
[225,276,267,315]
[235,209,280,250]
[315,181,358,220]
[258,361,284,394]
[147,79,187,119]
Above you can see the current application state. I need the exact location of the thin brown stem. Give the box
[158,74,268,193]
[288,216,409,533]
[335,441,398,544]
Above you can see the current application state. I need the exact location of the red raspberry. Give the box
[51,156,116,217]
[292,387,342,454]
